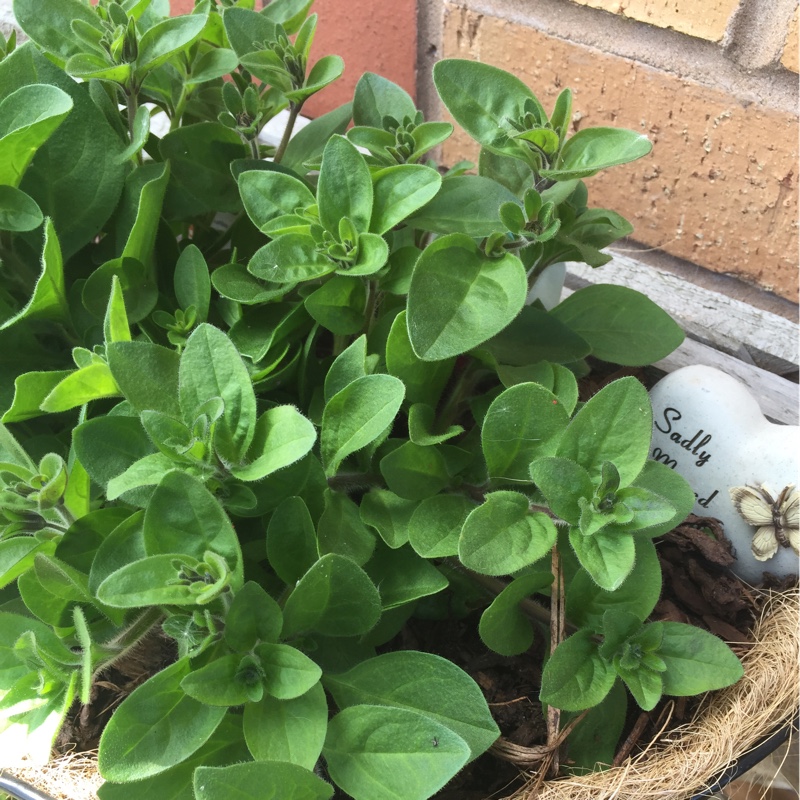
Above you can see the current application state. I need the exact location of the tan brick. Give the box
[441,6,799,301]
[568,0,738,42]
[782,7,799,72]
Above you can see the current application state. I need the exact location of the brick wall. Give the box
[312,0,800,304]
[432,2,799,302]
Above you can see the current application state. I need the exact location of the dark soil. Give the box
[55,631,177,756]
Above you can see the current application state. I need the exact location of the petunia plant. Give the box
[0,2,743,798]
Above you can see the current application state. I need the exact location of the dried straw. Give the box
[3,751,102,800]
[507,589,799,800]
[2,591,796,800]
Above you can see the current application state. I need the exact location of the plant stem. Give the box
[327,472,385,494]
[93,607,165,679]
[443,559,553,627]
[125,88,142,166]
[202,212,244,259]
[435,360,481,435]
[332,334,349,356]
[249,136,260,160]
[273,102,301,164]
[170,85,189,132]
[362,280,379,336]
[546,545,565,775]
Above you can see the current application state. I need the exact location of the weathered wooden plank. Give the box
[566,256,799,371]
[652,337,798,425]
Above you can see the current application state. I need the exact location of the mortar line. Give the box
[434,0,797,115]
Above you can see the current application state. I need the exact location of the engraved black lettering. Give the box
[697,489,719,508]
[681,429,701,451]
[655,407,681,435]
[652,447,678,469]
[695,451,711,468]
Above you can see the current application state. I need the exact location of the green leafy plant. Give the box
[0,2,742,798]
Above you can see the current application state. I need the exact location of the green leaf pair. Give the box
[243,134,441,285]
[540,611,744,712]
[531,377,693,590]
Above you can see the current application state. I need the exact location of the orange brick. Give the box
[170,0,195,14]
[568,0,738,41]
[441,6,799,301]
[300,0,417,118]
[782,7,799,72]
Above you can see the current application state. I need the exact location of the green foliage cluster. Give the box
[0,1,742,797]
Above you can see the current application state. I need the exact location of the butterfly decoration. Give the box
[728,483,799,561]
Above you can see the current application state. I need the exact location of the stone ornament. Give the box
[728,484,799,561]
[648,365,800,583]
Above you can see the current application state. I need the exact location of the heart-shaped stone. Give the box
[648,365,799,583]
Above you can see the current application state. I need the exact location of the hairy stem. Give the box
[125,88,143,166]
[443,559,558,629]
[273,102,301,164]
[546,545,565,775]
[93,607,165,679]
[170,85,189,132]
[436,361,482,435]
[249,135,260,160]
[362,280,379,336]
[327,472,385,494]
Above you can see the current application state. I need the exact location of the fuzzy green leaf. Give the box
[551,284,684,366]
[407,494,475,558]
[359,490,416,549]
[318,134,372,235]
[458,491,557,576]
[324,705,469,800]
[137,10,209,74]
[96,554,203,607]
[541,127,652,181]
[539,629,617,711]
[180,324,257,464]
[321,374,404,476]
[98,659,226,781]
[658,622,743,696]
[230,405,316,482]
[0,84,73,186]
[385,311,454,408]
[370,165,442,235]
[407,233,526,361]
[0,185,43,231]
[478,570,553,656]
[1,218,68,329]
[194,761,333,800]
[566,537,661,630]
[482,382,569,482]
[13,0,104,63]
[353,72,416,128]
[433,59,544,159]
[266,496,319,585]
[556,377,652,485]
[239,170,315,232]
[405,175,518,237]
[568,527,636,591]
[282,553,381,638]
[243,682,328,769]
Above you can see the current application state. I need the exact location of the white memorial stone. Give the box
[648,365,799,584]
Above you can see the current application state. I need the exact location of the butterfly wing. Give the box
[751,525,779,561]
[780,485,799,528]
[787,527,800,557]
[729,485,773,526]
